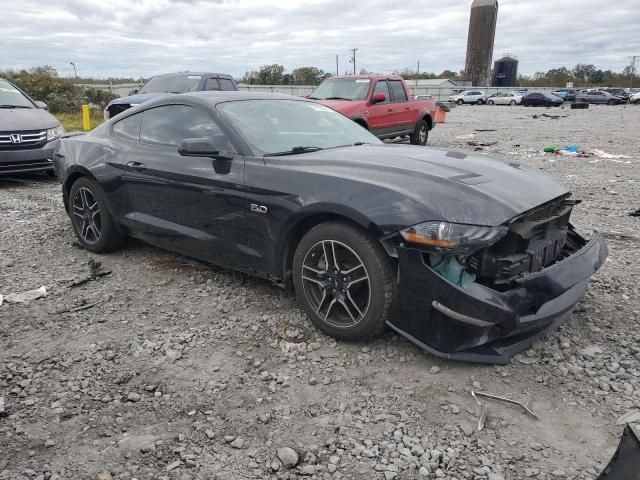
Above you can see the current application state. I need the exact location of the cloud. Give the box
[1,0,638,79]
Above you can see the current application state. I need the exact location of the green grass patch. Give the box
[54,111,105,132]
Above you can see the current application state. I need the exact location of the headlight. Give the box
[47,125,65,142]
[399,221,508,254]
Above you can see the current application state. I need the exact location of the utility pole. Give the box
[631,55,638,88]
[415,60,420,89]
[70,62,78,79]
[336,55,339,76]
[351,48,358,75]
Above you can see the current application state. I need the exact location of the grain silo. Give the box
[493,55,519,87]
[464,0,499,87]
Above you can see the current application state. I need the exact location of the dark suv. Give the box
[103,72,238,119]
[0,78,65,175]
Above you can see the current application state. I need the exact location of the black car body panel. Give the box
[0,78,62,175]
[54,91,607,364]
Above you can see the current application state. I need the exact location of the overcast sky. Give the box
[2,0,639,79]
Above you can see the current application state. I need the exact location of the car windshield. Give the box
[138,74,202,94]
[0,80,33,108]
[309,78,371,101]
[218,99,381,156]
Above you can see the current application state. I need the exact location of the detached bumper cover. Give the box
[388,232,607,364]
[0,140,59,175]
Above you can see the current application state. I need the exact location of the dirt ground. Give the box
[1,104,639,480]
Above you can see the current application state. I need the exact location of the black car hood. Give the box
[0,107,60,131]
[274,144,570,227]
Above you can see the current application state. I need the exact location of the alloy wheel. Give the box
[301,240,371,328]
[72,187,101,244]
[419,125,427,144]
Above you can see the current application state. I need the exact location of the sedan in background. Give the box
[601,88,630,101]
[0,77,65,175]
[575,90,626,105]
[522,92,563,107]
[103,72,238,119]
[550,89,577,101]
[54,91,607,365]
[486,92,522,106]
[630,92,640,104]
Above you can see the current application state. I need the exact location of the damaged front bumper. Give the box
[388,231,607,364]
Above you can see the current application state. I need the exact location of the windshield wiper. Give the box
[0,104,30,109]
[264,146,324,157]
[308,96,320,100]
[323,96,352,101]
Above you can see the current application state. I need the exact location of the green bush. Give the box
[0,65,117,113]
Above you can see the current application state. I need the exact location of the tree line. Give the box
[1,66,117,113]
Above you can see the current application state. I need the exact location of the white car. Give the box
[487,92,523,106]
[448,90,487,105]
[631,92,640,104]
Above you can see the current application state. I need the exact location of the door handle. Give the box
[387,108,393,112]
[126,161,146,172]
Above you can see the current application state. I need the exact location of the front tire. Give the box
[456,99,464,105]
[292,221,394,341]
[410,120,429,145]
[510,100,516,106]
[487,100,495,105]
[69,177,125,253]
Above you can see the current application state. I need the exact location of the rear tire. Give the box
[456,99,464,105]
[487,100,495,105]
[510,100,516,106]
[292,221,394,341]
[477,99,485,105]
[69,177,125,253]
[409,120,429,146]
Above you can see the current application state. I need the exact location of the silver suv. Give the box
[449,90,487,105]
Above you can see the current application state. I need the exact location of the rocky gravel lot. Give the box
[1,104,639,480]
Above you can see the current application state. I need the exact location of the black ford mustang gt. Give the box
[53,92,607,364]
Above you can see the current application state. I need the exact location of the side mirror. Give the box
[35,101,48,110]
[178,138,220,157]
[372,92,386,104]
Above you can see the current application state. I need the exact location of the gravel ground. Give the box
[1,104,639,480]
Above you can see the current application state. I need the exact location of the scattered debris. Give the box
[467,141,498,147]
[616,410,640,425]
[474,128,497,132]
[455,133,475,140]
[473,391,538,419]
[57,296,110,314]
[471,391,488,431]
[0,396,5,416]
[277,447,299,468]
[571,102,589,109]
[542,113,568,119]
[1,285,47,305]
[69,259,111,288]
[597,425,640,479]
[630,209,640,217]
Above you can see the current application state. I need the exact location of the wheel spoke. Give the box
[338,297,358,324]
[322,241,340,271]
[315,290,329,314]
[302,274,325,288]
[346,291,365,319]
[341,263,364,275]
[347,274,368,288]
[323,297,338,320]
[81,221,90,239]
[79,188,89,209]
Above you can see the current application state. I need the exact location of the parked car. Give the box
[550,89,576,101]
[486,92,522,106]
[575,90,626,105]
[0,78,65,175]
[310,75,437,145]
[630,92,640,104]
[103,72,238,119]
[448,90,487,105]
[601,88,630,101]
[522,92,563,107]
[54,91,607,364]
[414,94,433,100]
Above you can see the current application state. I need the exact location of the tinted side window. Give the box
[140,105,234,152]
[373,81,390,103]
[389,80,408,103]
[218,78,236,91]
[112,113,141,141]
[204,78,220,90]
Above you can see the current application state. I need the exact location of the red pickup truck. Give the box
[309,74,437,145]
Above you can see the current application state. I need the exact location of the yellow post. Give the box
[81,104,91,131]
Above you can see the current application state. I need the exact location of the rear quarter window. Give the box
[112,113,141,141]
[389,80,408,103]
[218,78,236,91]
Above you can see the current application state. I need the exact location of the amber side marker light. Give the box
[400,231,456,248]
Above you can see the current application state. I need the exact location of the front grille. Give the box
[0,130,47,149]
